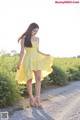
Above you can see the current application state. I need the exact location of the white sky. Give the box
[0,0,80,57]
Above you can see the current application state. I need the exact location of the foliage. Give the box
[49,65,68,86]
[67,66,80,81]
[0,55,23,108]
[41,76,51,87]
[0,50,80,107]
[53,58,80,81]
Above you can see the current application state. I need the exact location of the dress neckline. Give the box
[31,36,38,43]
[31,40,38,42]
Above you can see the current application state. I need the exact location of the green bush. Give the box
[41,76,51,87]
[49,65,68,86]
[0,72,23,108]
[67,66,80,81]
[0,55,23,108]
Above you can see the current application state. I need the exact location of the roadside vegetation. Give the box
[0,50,80,108]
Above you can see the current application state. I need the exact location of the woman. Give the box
[15,22,53,108]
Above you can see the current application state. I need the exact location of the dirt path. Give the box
[43,90,80,120]
[9,81,80,120]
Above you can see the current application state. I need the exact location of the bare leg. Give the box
[27,79,38,107]
[34,70,42,108]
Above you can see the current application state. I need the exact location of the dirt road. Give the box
[3,81,80,120]
[43,89,80,120]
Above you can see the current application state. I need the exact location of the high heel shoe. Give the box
[29,96,38,107]
[35,96,42,108]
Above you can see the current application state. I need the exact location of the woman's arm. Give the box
[37,38,50,56]
[17,39,24,69]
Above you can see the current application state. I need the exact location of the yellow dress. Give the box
[15,39,53,84]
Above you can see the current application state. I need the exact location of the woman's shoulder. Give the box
[20,38,25,44]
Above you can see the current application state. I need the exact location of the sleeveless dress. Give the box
[15,38,53,84]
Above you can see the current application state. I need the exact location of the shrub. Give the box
[0,55,23,108]
[49,65,68,86]
[67,66,80,81]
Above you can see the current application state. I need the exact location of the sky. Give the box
[0,0,80,57]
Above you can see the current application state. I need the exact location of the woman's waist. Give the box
[25,50,38,55]
[24,51,39,59]
[25,48,37,52]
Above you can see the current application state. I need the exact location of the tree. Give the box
[77,55,80,58]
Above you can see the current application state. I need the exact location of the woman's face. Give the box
[31,28,39,36]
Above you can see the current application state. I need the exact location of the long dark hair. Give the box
[18,23,39,47]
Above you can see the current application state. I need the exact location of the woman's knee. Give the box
[27,79,32,83]
[36,75,41,81]
[34,70,41,81]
